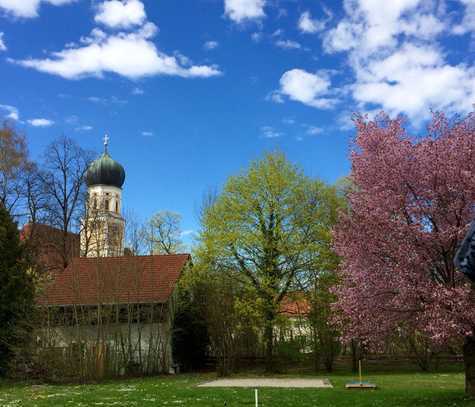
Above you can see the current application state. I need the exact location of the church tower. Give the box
[80,135,126,257]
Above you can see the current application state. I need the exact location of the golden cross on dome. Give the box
[103,134,109,153]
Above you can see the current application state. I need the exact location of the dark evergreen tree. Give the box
[0,204,34,376]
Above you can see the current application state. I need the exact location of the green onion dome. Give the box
[86,152,125,189]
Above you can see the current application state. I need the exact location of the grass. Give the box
[0,371,473,406]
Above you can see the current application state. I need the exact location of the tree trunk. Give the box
[323,339,335,373]
[312,326,320,372]
[464,334,475,397]
[464,281,475,397]
[264,321,274,372]
[351,340,359,373]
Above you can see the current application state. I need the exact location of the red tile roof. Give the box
[279,293,310,317]
[20,223,80,270]
[37,254,191,306]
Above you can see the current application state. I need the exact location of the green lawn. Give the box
[0,371,473,406]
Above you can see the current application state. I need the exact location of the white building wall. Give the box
[80,184,126,257]
[88,185,122,214]
[40,321,174,374]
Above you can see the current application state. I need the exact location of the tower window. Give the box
[105,199,109,211]
[115,201,119,213]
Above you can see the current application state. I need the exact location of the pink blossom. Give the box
[334,112,475,347]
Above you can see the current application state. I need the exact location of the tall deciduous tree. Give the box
[0,124,31,217]
[296,180,345,373]
[199,153,340,371]
[123,209,147,256]
[334,112,475,396]
[39,136,92,267]
[146,211,184,254]
[0,203,34,375]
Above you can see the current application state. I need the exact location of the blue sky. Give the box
[0,0,474,242]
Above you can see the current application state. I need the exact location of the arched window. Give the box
[115,201,119,213]
[105,192,110,211]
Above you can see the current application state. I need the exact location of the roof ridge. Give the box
[71,253,191,261]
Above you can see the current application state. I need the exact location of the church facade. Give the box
[28,137,190,380]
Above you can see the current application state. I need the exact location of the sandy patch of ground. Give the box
[197,378,333,388]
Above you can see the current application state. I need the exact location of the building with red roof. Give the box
[25,138,191,379]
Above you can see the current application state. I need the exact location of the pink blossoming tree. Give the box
[334,111,475,396]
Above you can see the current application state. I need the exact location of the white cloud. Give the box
[28,118,54,127]
[298,11,319,33]
[75,125,93,131]
[88,95,127,105]
[320,0,475,123]
[224,0,265,23]
[275,69,336,109]
[181,230,195,237]
[0,104,18,120]
[453,0,475,35]
[352,43,475,121]
[13,23,222,80]
[272,29,306,50]
[0,0,75,18]
[336,110,356,131]
[260,125,282,138]
[275,39,301,49]
[323,0,445,55]
[400,13,445,38]
[266,90,284,103]
[88,96,103,103]
[298,10,331,34]
[95,0,146,29]
[306,126,323,135]
[322,20,362,53]
[141,131,153,136]
[251,32,263,42]
[173,51,191,66]
[0,33,6,51]
[131,87,144,95]
[203,40,219,50]
[65,115,78,124]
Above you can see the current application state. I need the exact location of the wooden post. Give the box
[359,360,362,383]
[96,341,105,380]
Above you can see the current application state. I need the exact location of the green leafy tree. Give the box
[178,257,261,376]
[173,267,210,372]
[295,182,345,372]
[0,204,34,376]
[307,271,341,372]
[199,152,341,371]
